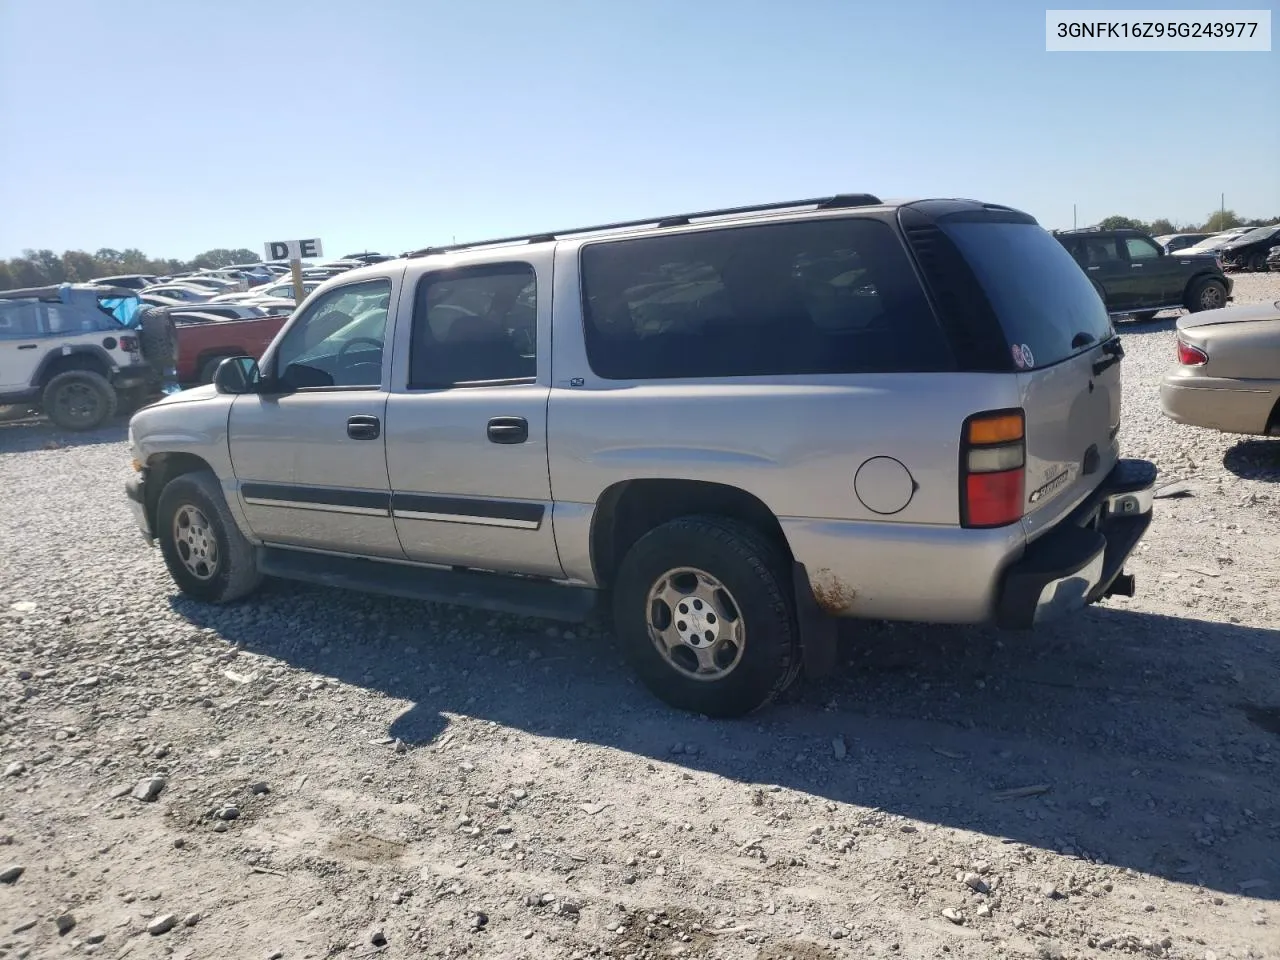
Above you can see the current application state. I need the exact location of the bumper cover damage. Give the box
[996,458,1156,629]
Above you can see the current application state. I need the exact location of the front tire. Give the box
[42,370,117,431]
[157,471,262,603]
[1186,277,1227,313]
[612,516,799,717]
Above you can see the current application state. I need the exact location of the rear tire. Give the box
[156,470,263,603]
[1186,277,1227,313]
[1249,252,1268,272]
[42,370,117,431]
[612,515,799,718]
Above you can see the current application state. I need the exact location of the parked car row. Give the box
[1152,224,1280,272]
[92,253,395,313]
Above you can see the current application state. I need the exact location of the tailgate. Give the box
[1017,345,1121,541]
[937,216,1122,541]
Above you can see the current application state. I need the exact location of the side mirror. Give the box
[213,356,259,395]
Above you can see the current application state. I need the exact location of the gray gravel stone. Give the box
[0,864,24,883]
[132,776,166,802]
[147,913,178,935]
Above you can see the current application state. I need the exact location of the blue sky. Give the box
[1,0,1275,260]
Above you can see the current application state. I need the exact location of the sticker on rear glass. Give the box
[1012,343,1034,369]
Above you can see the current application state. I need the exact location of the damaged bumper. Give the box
[996,458,1156,629]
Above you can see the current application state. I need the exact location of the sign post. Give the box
[264,238,323,303]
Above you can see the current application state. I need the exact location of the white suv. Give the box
[0,285,158,430]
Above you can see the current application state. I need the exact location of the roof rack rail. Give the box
[403,193,883,258]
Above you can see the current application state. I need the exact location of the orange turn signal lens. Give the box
[967,413,1024,446]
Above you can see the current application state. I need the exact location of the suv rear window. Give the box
[580,218,951,380]
[942,221,1113,369]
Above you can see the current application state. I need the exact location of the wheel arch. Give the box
[588,478,839,681]
[589,478,793,590]
[33,346,114,388]
[1181,270,1228,306]
[195,347,248,381]
[1267,396,1280,437]
[144,452,218,539]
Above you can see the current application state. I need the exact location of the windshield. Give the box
[1183,236,1232,252]
[1230,226,1278,244]
[943,220,1113,369]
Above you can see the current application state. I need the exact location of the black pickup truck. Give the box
[1054,227,1232,321]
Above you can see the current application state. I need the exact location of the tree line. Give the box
[0,248,261,292]
[1091,209,1280,235]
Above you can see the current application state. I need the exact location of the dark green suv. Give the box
[1054,228,1232,321]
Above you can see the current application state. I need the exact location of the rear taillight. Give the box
[119,335,139,353]
[1177,339,1207,366]
[961,410,1025,528]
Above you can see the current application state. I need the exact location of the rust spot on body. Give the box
[809,568,856,615]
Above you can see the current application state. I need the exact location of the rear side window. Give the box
[409,263,537,388]
[580,218,950,380]
[942,220,1113,369]
[0,300,44,337]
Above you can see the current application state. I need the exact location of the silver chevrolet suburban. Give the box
[125,195,1156,717]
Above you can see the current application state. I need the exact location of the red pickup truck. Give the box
[174,314,289,385]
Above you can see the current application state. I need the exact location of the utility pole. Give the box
[1220,192,1225,225]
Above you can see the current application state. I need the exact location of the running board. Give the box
[257,547,602,623]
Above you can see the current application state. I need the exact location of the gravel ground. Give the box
[2,274,1278,960]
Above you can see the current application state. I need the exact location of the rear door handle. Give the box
[1087,266,1100,271]
[487,416,528,444]
[347,415,380,440]
[1130,264,1143,268]
[16,344,37,350]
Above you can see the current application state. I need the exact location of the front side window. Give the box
[580,218,949,380]
[272,278,391,390]
[1125,237,1161,260]
[409,263,537,388]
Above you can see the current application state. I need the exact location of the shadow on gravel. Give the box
[1113,314,1179,336]
[1224,438,1280,482]
[0,417,128,453]
[175,588,1280,901]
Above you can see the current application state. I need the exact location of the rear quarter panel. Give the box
[1184,319,1280,380]
[546,239,1022,584]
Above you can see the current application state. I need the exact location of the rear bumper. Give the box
[1160,374,1280,436]
[995,458,1156,629]
[112,362,156,392]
